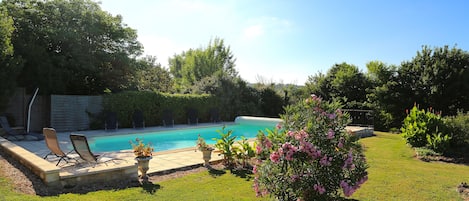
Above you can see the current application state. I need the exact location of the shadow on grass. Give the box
[207,166,226,177]
[141,181,160,194]
[230,167,254,181]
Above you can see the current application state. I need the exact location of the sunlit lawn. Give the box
[1,131,468,200]
[351,132,469,201]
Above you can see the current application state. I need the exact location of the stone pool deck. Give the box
[0,123,371,188]
[1,123,226,188]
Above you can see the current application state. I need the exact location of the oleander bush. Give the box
[253,95,368,200]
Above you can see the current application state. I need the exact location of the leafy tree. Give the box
[2,0,142,95]
[397,46,469,116]
[132,56,173,93]
[365,61,400,130]
[305,62,372,109]
[169,37,237,92]
[0,6,23,111]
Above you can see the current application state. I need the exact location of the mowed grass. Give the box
[1,131,468,200]
[351,131,469,201]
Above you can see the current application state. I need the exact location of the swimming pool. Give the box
[87,116,282,153]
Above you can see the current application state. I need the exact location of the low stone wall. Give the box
[60,162,137,188]
[0,137,61,187]
[346,126,374,138]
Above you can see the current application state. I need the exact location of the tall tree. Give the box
[396,46,469,115]
[2,0,142,94]
[169,37,237,92]
[305,62,372,109]
[132,56,173,93]
[365,61,400,129]
[0,6,23,111]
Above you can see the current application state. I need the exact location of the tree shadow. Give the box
[140,181,161,194]
[230,167,254,181]
[207,166,226,177]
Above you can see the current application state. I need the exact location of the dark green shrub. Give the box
[103,91,217,128]
[444,111,469,146]
[259,88,284,117]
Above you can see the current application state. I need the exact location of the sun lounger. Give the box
[104,111,118,131]
[0,116,44,141]
[209,108,222,123]
[69,134,122,166]
[187,108,198,125]
[42,128,75,166]
[162,109,174,127]
[132,110,145,129]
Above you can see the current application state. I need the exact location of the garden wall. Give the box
[50,95,102,131]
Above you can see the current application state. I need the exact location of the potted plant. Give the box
[196,134,214,167]
[130,138,154,181]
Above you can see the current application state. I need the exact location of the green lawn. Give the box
[1,132,468,200]
[351,132,468,201]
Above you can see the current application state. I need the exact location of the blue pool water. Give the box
[87,122,278,153]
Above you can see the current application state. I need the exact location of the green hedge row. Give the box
[102,91,218,128]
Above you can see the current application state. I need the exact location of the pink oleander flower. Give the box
[256,145,262,154]
[320,155,332,166]
[327,129,335,139]
[338,137,344,148]
[276,123,283,130]
[299,130,308,138]
[313,183,326,194]
[290,174,299,182]
[270,151,280,163]
[264,138,272,149]
[343,150,354,169]
[281,142,297,161]
[328,113,336,119]
[253,165,258,174]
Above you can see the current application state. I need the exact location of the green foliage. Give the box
[132,56,173,93]
[372,46,469,130]
[213,127,237,167]
[305,62,372,109]
[102,91,217,128]
[401,105,451,153]
[414,147,441,157]
[234,136,255,168]
[426,132,450,153]
[2,0,143,95]
[254,95,368,200]
[444,111,469,145]
[191,74,265,120]
[0,6,23,112]
[259,87,284,117]
[169,37,237,92]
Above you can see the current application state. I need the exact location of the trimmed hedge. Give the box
[102,91,218,128]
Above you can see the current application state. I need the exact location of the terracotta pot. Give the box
[136,156,152,181]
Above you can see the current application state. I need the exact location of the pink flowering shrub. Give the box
[253,95,368,200]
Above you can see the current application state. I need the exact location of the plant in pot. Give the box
[196,134,214,167]
[130,138,154,181]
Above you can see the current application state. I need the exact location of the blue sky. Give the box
[98,0,469,85]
